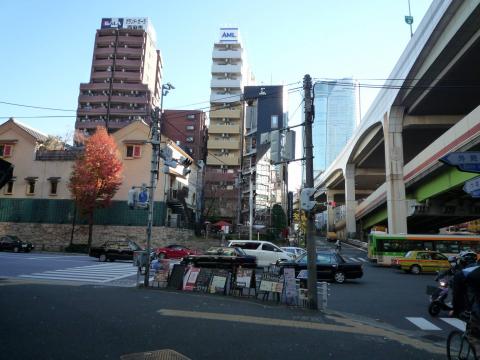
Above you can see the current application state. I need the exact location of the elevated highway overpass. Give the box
[312,0,480,239]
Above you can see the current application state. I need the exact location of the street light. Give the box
[144,82,174,287]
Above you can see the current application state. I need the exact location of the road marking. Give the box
[18,263,137,283]
[405,317,441,330]
[158,309,444,355]
[357,258,367,262]
[440,318,466,331]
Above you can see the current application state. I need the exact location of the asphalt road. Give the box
[0,280,446,360]
[0,240,461,355]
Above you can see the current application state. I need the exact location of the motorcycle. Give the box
[428,273,452,316]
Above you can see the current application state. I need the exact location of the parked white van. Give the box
[228,240,294,267]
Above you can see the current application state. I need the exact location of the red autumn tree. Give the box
[69,127,123,249]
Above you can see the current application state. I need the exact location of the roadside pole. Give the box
[144,107,160,287]
[303,74,318,310]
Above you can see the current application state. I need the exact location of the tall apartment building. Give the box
[312,78,358,176]
[204,28,252,222]
[75,18,162,138]
[242,86,286,226]
[162,110,207,163]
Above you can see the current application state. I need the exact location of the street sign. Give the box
[463,176,480,198]
[439,152,480,173]
[404,16,413,25]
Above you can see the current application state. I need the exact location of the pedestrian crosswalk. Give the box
[18,263,137,284]
[346,257,368,263]
[405,316,466,332]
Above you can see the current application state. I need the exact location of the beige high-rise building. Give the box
[205,28,253,222]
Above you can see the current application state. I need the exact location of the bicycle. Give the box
[447,312,478,360]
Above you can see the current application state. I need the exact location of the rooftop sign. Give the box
[101,17,149,31]
[219,28,239,43]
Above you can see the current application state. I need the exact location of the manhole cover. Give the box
[120,349,191,360]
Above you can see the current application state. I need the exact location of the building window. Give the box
[186,137,194,143]
[48,178,60,196]
[25,178,37,195]
[186,125,194,131]
[271,115,279,129]
[125,144,142,158]
[186,114,195,120]
[4,180,14,195]
[0,144,13,157]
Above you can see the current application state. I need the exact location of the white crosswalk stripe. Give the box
[440,317,466,331]
[406,317,441,330]
[406,316,467,331]
[348,257,367,263]
[19,263,137,283]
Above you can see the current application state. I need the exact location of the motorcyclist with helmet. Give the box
[450,250,480,354]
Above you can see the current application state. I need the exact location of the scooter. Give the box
[428,274,452,316]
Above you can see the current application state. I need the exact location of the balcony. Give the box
[210,78,242,89]
[113,71,142,81]
[211,63,242,74]
[78,95,109,103]
[210,93,242,103]
[206,155,239,166]
[77,108,108,116]
[207,139,240,149]
[212,49,243,60]
[116,47,143,57]
[109,108,148,116]
[93,59,114,67]
[80,82,149,92]
[117,35,145,46]
[115,59,142,68]
[91,71,112,80]
[110,95,148,104]
[94,48,114,57]
[208,124,240,134]
[209,108,241,119]
[204,188,238,199]
[96,36,116,45]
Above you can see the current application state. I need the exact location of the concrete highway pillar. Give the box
[344,164,357,239]
[383,106,408,234]
[326,191,335,233]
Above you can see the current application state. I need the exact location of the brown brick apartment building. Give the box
[75,17,163,137]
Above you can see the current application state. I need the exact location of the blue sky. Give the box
[1,0,433,189]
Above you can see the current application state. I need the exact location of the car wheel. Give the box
[13,246,19,253]
[99,254,107,262]
[158,253,166,259]
[410,265,421,275]
[334,271,346,283]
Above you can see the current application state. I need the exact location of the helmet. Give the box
[458,251,478,267]
[448,255,458,264]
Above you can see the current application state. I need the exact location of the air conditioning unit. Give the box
[86,102,90,106]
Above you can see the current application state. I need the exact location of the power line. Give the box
[0,101,76,112]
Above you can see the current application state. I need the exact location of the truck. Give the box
[89,240,142,262]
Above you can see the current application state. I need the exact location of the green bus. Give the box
[368,233,480,265]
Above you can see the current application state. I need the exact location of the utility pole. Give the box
[303,74,318,310]
[144,107,160,287]
[249,172,253,240]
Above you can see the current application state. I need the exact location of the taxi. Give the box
[391,250,450,274]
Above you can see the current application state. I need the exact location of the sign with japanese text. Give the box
[101,17,148,31]
[440,152,480,173]
[463,176,480,198]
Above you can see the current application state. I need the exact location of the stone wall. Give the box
[0,222,219,252]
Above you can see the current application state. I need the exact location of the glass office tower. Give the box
[312,78,358,176]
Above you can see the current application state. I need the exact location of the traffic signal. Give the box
[300,188,316,211]
[179,156,192,176]
[0,159,14,190]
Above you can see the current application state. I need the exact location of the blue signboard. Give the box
[463,176,480,198]
[138,189,148,206]
[439,152,480,173]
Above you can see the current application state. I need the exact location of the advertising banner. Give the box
[236,268,253,288]
[183,267,201,291]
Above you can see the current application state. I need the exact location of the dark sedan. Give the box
[278,251,363,283]
[181,247,257,269]
[0,235,34,253]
